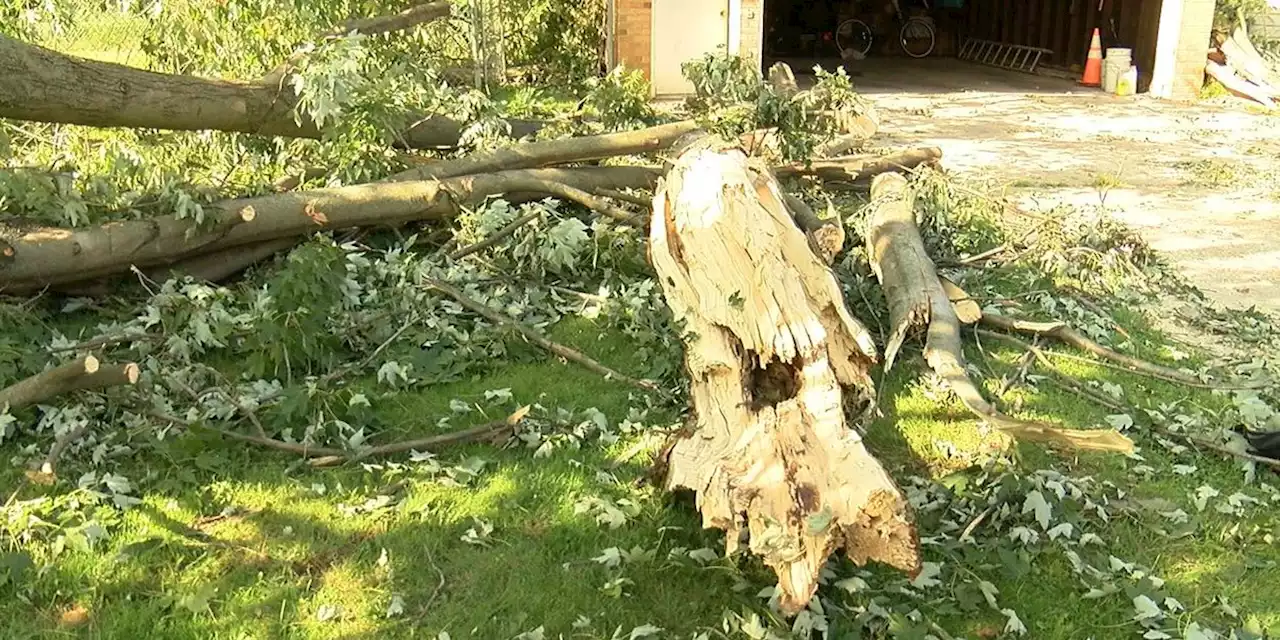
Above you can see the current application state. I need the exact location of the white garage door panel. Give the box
[651,0,731,97]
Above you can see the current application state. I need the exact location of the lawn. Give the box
[3,303,1278,638]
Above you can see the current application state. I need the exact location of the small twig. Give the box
[958,506,993,542]
[47,332,159,353]
[204,425,345,458]
[426,279,662,394]
[994,347,1036,398]
[39,422,95,476]
[316,313,420,387]
[1176,432,1280,470]
[308,406,529,467]
[501,177,642,226]
[955,244,1009,265]
[592,187,652,209]
[423,547,447,612]
[448,209,542,260]
[980,313,1222,388]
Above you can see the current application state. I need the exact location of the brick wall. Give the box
[1169,0,1215,100]
[738,0,764,69]
[613,0,653,78]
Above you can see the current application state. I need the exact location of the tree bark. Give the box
[864,172,1133,453]
[649,140,920,615]
[388,120,701,181]
[0,166,659,292]
[0,34,542,149]
[327,1,452,38]
[0,355,139,411]
[774,147,942,183]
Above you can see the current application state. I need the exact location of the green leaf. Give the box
[179,582,217,616]
[1131,594,1162,621]
[0,551,34,587]
[1023,489,1052,529]
[1001,608,1027,636]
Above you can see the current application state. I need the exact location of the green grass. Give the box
[3,308,1279,639]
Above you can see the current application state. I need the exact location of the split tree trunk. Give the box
[649,140,920,615]
[0,34,542,149]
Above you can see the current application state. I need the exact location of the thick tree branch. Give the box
[327,2,452,38]
[0,356,139,411]
[0,33,541,150]
[0,166,659,292]
[774,147,943,184]
[387,120,699,182]
[864,172,1132,453]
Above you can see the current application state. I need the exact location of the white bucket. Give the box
[1103,47,1132,93]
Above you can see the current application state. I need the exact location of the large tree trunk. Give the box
[649,140,921,615]
[0,166,658,292]
[0,34,541,149]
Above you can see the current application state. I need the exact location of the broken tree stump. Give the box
[648,140,921,615]
[864,172,1133,453]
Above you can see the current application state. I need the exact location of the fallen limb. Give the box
[0,33,542,150]
[0,166,659,292]
[864,172,1132,453]
[650,139,920,615]
[978,313,1204,386]
[774,147,943,184]
[308,406,529,467]
[1,356,140,411]
[980,329,1280,470]
[389,120,699,182]
[449,209,543,260]
[48,332,158,354]
[426,279,661,393]
[326,1,451,38]
[592,187,651,209]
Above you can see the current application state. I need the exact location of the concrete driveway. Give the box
[841,58,1280,313]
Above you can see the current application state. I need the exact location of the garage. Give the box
[607,0,1218,101]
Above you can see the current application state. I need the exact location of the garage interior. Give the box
[761,0,1168,93]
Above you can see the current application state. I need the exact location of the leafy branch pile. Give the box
[2,2,1280,637]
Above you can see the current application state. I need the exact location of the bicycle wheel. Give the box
[835,18,873,58]
[899,17,935,58]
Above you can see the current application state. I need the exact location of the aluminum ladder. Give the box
[958,38,1052,74]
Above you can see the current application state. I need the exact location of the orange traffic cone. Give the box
[1080,28,1102,86]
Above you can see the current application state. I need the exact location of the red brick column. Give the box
[614,0,653,78]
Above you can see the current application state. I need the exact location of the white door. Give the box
[651,0,731,97]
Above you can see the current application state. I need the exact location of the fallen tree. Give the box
[0,26,544,149]
[649,139,920,614]
[0,166,659,292]
[0,51,1174,623]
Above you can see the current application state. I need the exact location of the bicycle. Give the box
[835,0,937,60]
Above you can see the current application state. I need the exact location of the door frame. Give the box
[649,0,743,97]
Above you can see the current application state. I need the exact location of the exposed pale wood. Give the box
[939,275,983,325]
[649,141,920,616]
[864,172,1133,453]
